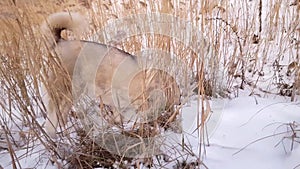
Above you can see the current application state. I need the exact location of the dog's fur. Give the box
[41,12,180,138]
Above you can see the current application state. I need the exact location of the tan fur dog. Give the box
[41,12,180,138]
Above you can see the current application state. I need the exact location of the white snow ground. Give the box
[201,93,300,169]
[163,90,300,169]
[1,90,299,169]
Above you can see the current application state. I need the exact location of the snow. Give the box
[201,93,300,169]
[0,144,57,169]
[1,90,299,168]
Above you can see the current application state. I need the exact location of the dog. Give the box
[41,12,181,138]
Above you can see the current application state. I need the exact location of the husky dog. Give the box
[41,12,180,138]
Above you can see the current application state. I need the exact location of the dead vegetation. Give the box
[0,0,299,168]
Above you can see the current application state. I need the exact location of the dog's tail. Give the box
[41,12,88,46]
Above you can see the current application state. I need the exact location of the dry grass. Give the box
[0,0,299,168]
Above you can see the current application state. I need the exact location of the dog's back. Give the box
[41,12,181,138]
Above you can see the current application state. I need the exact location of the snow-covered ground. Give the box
[1,90,299,169]
[163,90,297,169]
[203,93,300,169]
